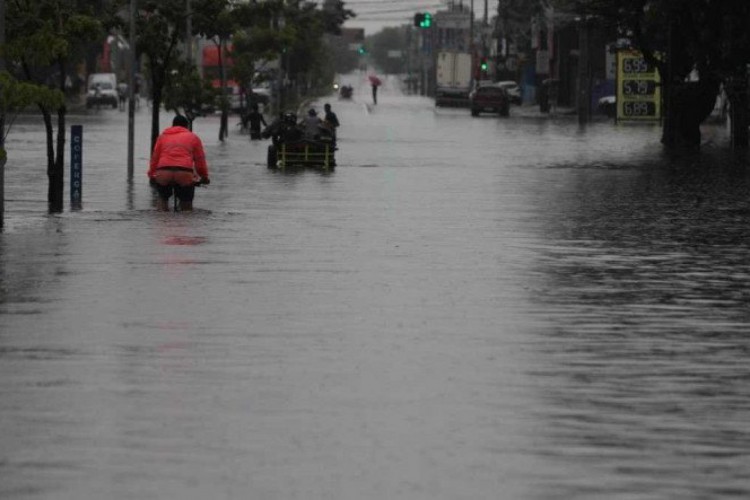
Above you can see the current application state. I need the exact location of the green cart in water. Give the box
[267,139,336,170]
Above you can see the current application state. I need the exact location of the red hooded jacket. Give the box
[148,126,209,179]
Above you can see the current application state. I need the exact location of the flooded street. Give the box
[2,77,749,499]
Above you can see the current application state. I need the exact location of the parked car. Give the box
[496,80,522,104]
[473,79,494,90]
[469,84,510,117]
[598,95,616,117]
[250,83,271,106]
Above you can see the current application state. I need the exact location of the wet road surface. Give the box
[2,76,749,499]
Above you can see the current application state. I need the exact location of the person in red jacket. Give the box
[148,115,210,211]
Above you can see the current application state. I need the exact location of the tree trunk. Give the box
[220,110,228,140]
[49,105,67,213]
[1,117,5,232]
[219,39,228,142]
[151,84,162,154]
[40,108,63,213]
[661,79,718,150]
[726,76,749,149]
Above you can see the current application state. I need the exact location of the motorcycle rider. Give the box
[262,111,302,145]
[148,115,210,211]
[302,108,323,140]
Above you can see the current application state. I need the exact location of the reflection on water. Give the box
[525,147,750,498]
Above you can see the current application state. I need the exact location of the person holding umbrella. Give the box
[369,74,381,105]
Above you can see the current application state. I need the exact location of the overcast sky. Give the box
[342,0,450,36]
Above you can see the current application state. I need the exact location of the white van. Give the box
[86,73,118,109]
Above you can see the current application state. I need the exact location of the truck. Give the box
[435,51,473,107]
[201,44,243,113]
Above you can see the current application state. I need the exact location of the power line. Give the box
[353,5,442,15]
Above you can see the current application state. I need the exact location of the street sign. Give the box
[616,50,661,121]
[70,125,82,209]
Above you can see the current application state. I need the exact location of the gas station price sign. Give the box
[616,50,661,121]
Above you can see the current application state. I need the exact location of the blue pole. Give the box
[70,125,82,209]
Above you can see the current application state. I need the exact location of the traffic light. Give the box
[480,58,488,72]
[414,12,432,28]
[358,45,366,55]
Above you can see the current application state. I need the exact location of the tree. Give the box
[161,61,217,124]
[230,0,294,95]
[366,27,409,75]
[321,0,355,36]
[4,0,102,212]
[559,0,750,149]
[228,0,353,114]
[192,0,234,141]
[325,34,359,75]
[128,0,190,152]
[282,0,354,101]
[0,72,64,229]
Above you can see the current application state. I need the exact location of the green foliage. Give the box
[496,0,549,53]
[162,63,218,119]
[326,35,359,75]
[558,0,750,81]
[5,1,103,70]
[0,71,65,146]
[321,0,356,35]
[2,0,103,212]
[0,72,64,113]
[208,2,289,92]
[366,27,409,75]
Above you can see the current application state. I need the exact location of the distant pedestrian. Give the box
[134,78,141,109]
[323,103,339,143]
[244,104,267,140]
[368,75,381,105]
[117,82,128,111]
[93,83,102,110]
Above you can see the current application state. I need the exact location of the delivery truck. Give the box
[435,51,472,107]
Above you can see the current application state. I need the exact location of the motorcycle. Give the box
[339,85,353,100]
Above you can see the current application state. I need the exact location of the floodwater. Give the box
[2,76,749,499]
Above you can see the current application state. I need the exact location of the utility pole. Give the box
[577,17,591,124]
[1,0,6,230]
[186,0,192,63]
[482,0,488,78]
[127,0,136,180]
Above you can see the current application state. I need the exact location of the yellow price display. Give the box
[616,50,661,121]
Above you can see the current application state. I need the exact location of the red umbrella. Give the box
[368,75,382,86]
